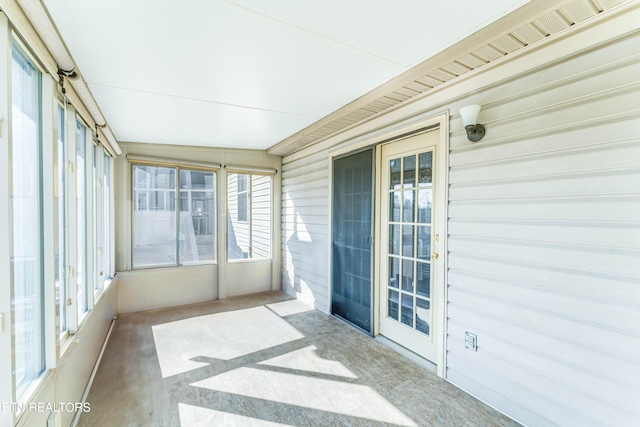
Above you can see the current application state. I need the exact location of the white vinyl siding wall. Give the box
[251,175,272,258]
[228,173,249,255]
[445,30,640,427]
[228,173,272,259]
[282,149,331,311]
[280,19,640,427]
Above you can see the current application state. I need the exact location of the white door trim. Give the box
[371,112,449,378]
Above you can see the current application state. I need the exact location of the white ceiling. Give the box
[43,0,531,151]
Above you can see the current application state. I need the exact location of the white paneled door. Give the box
[378,129,442,362]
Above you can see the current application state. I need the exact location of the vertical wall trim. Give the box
[217,164,227,299]
[325,158,333,313]
[66,104,78,334]
[272,170,282,291]
[84,125,94,311]
[438,110,450,379]
[0,12,16,427]
[41,74,57,369]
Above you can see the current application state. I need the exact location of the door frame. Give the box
[328,111,449,378]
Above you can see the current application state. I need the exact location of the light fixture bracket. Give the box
[465,124,485,142]
[57,66,78,80]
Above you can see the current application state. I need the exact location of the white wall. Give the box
[117,265,217,313]
[282,149,331,311]
[280,6,640,426]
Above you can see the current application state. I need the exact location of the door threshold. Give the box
[332,313,373,337]
[375,335,437,374]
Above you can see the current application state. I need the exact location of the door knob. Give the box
[432,252,439,260]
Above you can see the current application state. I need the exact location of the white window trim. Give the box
[0,15,15,425]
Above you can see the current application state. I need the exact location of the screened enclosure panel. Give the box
[331,149,374,333]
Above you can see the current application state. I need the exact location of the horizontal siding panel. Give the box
[448,253,640,305]
[282,212,327,228]
[284,229,328,244]
[487,54,640,119]
[449,169,640,201]
[448,235,640,277]
[450,114,639,166]
[446,349,638,427]
[446,369,557,427]
[281,276,328,300]
[282,149,328,168]
[282,222,329,237]
[282,197,329,209]
[282,166,328,180]
[282,187,328,200]
[281,222,327,233]
[452,82,640,150]
[447,322,640,417]
[281,169,328,184]
[448,218,640,249]
[449,196,640,222]
[282,261,328,287]
[282,180,327,194]
[282,203,329,215]
[450,139,640,183]
[282,250,327,268]
[447,310,640,389]
[448,286,640,362]
[448,269,640,333]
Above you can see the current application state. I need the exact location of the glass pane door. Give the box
[386,151,433,335]
[378,127,440,363]
[332,149,374,333]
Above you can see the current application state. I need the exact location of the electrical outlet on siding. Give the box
[465,331,477,351]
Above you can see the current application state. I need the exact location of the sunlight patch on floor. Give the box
[258,345,357,379]
[178,403,295,427]
[152,306,304,378]
[191,367,418,426]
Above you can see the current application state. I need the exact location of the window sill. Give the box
[228,258,272,264]
[132,262,217,270]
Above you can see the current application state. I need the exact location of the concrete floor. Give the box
[79,291,520,426]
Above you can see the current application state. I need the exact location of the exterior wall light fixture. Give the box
[460,104,486,142]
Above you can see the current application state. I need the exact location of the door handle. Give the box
[432,252,439,260]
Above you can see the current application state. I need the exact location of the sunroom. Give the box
[0,0,638,426]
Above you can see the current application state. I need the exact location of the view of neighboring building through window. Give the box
[180,169,215,263]
[228,173,272,260]
[133,165,215,267]
[11,43,45,400]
